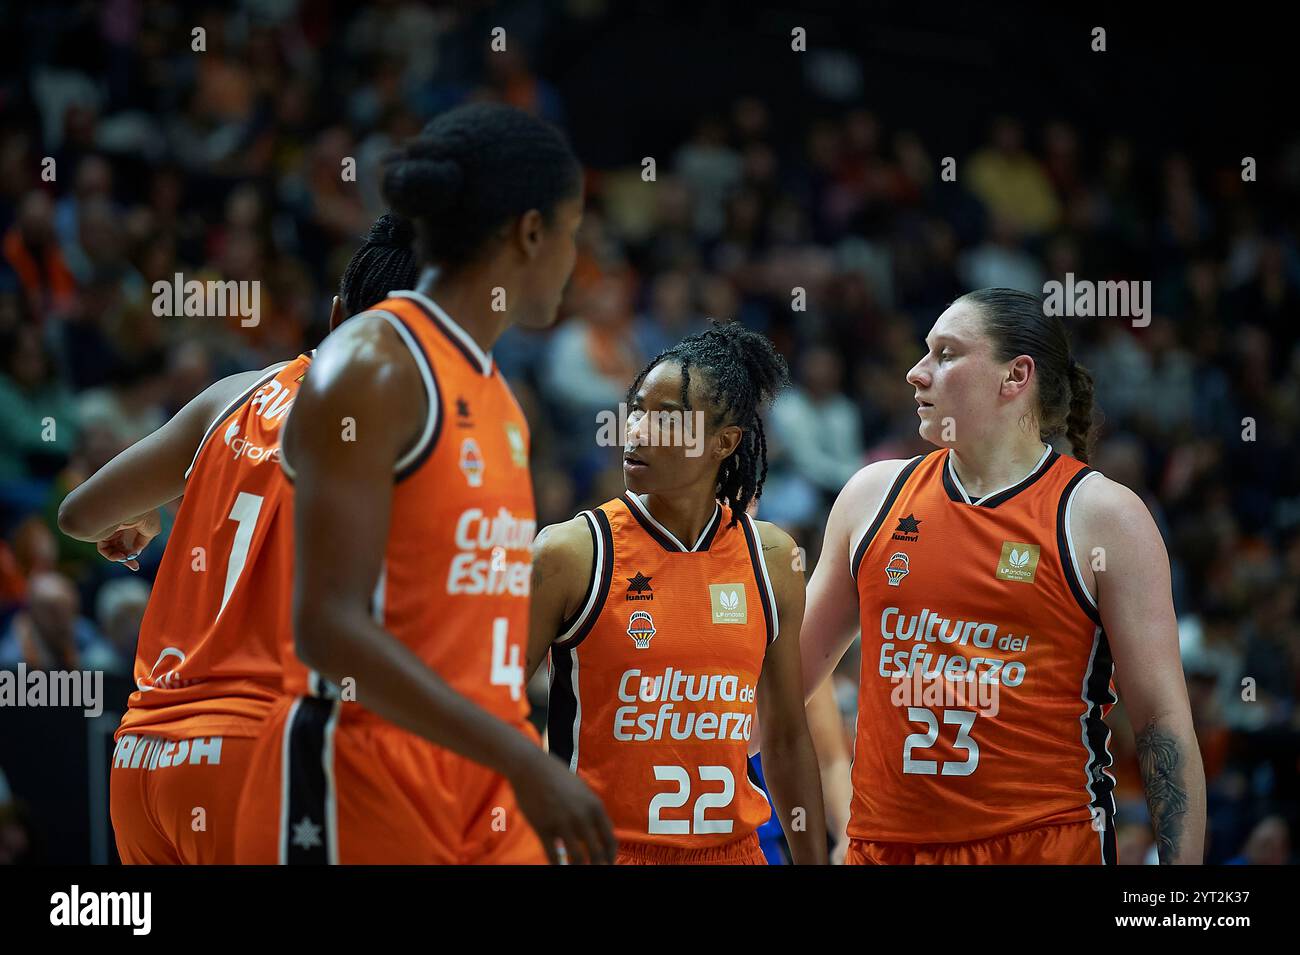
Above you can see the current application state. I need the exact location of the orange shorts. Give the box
[616,832,767,866]
[111,732,258,864]
[846,818,1113,865]
[234,696,546,864]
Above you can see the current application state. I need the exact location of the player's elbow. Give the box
[57,490,97,541]
[292,599,353,675]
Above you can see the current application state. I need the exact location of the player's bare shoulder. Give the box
[531,514,596,601]
[753,519,803,584]
[1068,469,1163,559]
[305,310,422,400]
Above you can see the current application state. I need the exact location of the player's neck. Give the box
[948,431,1050,500]
[637,490,720,551]
[414,265,509,356]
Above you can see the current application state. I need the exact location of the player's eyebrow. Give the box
[924,334,964,350]
[633,391,684,411]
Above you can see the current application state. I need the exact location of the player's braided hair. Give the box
[381,103,581,270]
[338,213,420,316]
[625,320,790,526]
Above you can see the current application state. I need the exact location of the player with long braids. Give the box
[527,321,828,864]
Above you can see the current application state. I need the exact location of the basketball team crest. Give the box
[459,437,484,487]
[627,610,656,649]
[884,551,910,587]
[504,422,527,468]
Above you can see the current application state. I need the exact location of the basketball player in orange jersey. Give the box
[234,103,615,865]
[56,213,421,863]
[801,288,1206,864]
[527,322,828,865]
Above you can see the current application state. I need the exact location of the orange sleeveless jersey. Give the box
[280,291,534,725]
[116,356,310,740]
[547,493,777,848]
[849,445,1117,852]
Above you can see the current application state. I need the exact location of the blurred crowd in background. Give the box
[1,1,1297,864]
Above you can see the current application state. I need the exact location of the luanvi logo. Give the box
[50,885,151,935]
[625,571,654,601]
[891,514,922,542]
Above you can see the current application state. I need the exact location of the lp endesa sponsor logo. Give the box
[446,507,535,596]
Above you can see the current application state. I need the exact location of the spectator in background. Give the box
[674,116,743,240]
[771,345,864,501]
[94,576,149,678]
[544,273,643,425]
[0,324,81,482]
[634,269,708,359]
[1226,815,1294,865]
[0,766,36,865]
[966,116,1061,237]
[0,570,121,672]
[2,191,78,321]
[75,351,167,450]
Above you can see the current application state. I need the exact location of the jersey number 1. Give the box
[218,492,264,620]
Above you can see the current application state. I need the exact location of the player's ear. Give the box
[328,295,344,332]
[714,423,743,460]
[1003,355,1034,397]
[515,209,545,259]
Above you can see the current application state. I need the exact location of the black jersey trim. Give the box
[942,447,1060,508]
[392,291,493,377]
[1056,467,1103,627]
[851,456,924,583]
[739,515,777,645]
[553,509,614,651]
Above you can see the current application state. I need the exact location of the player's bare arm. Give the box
[525,516,594,682]
[800,458,909,699]
[755,520,829,864]
[806,678,852,863]
[1072,474,1207,864]
[287,315,616,864]
[57,367,273,570]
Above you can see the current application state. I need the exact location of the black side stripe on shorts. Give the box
[282,696,339,865]
[851,455,924,582]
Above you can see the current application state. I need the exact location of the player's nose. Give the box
[906,359,930,387]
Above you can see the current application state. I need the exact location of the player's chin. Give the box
[516,299,563,330]
[622,458,653,492]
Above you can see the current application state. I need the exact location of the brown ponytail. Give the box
[1065,360,1096,463]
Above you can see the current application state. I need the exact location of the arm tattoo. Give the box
[1135,718,1189,863]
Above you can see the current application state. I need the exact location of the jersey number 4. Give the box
[902,707,980,776]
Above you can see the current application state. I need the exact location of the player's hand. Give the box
[96,510,162,572]
[508,749,618,865]
[831,837,848,865]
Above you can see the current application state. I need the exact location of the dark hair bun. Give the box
[365,212,416,249]
[381,156,463,221]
